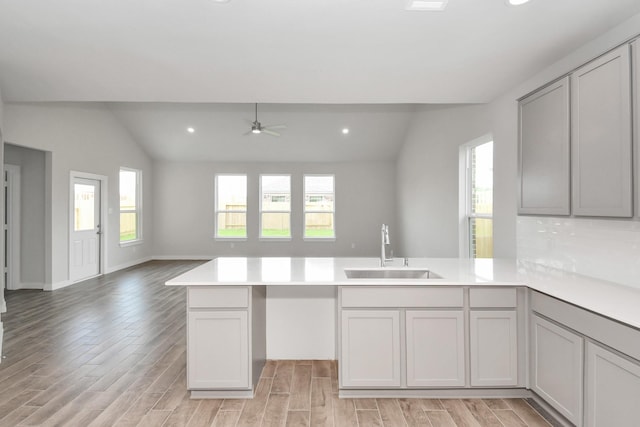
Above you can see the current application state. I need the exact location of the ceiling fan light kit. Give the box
[247,103,286,137]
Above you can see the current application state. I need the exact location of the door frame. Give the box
[69,171,108,282]
[4,164,21,290]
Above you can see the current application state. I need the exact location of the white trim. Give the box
[259,174,292,239]
[214,174,248,240]
[4,164,21,290]
[119,166,143,244]
[303,174,336,239]
[152,255,214,261]
[47,279,72,291]
[69,171,108,282]
[16,282,44,290]
[458,135,493,258]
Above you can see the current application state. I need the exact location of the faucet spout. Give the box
[380,224,393,267]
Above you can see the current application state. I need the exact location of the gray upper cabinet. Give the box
[518,77,570,215]
[571,45,633,217]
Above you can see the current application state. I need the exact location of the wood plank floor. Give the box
[0,260,555,426]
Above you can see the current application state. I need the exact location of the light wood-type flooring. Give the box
[0,260,555,427]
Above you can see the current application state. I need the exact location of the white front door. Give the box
[70,177,101,282]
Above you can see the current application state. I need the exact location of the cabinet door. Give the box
[571,44,632,217]
[470,310,518,387]
[531,315,583,426]
[518,77,570,215]
[585,342,640,427]
[406,310,465,387]
[187,310,249,389]
[340,310,401,388]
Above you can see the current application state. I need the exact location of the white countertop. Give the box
[166,257,640,330]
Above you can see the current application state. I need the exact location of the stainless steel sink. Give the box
[344,268,442,279]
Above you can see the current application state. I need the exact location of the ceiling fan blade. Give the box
[265,124,287,130]
[262,129,281,137]
[243,130,254,136]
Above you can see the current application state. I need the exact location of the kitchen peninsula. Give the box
[167,257,640,427]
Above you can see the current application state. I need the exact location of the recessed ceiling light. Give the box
[342,128,350,135]
[507,0,531,5]
[406,0,448,11]
[187,127,195,133]
[212,0,231,3]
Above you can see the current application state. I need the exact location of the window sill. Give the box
[120,239,144,248]
[214,237,249,242]
[259,237,292,242]
[303,237,336,242]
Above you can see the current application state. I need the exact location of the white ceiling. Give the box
[1,0,639,161]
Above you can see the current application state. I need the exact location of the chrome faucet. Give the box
[380,224,393,267]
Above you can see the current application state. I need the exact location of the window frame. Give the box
[119,167,143,247]
[303,174,336,241]
[459,138,493,258]
[259,174,292,240]
[214,174,248,240]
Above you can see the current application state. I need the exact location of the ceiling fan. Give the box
[246,103,286,137]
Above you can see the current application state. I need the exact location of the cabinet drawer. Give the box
[188,287,249,308]
[340,287,463,308]
[470,288,517,308]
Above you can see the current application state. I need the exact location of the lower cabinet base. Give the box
[529,392,580,427]
[338,387,531,399]
[191,389,255,399]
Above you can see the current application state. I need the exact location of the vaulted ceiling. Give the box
[1,0,639,161]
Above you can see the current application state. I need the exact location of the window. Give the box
[215,174,247,238]
[119,168,142,243]
[260,175,291,238]
[464,141,493,258]
[304,175,335,239]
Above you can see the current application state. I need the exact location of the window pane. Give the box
[119,170,137,210]
[470,218,493,258]
[304,213,334,238]
[471,142,493,215]
[261,213,291,237]
[217,212,247,237]
[305,176,334,212]
[74,184,95,231]
[120,212,137,241]
[217,175,247,211]
[261,175,291,211]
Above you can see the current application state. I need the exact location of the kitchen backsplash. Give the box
[517,216,640,289]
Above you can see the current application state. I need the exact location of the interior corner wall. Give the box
[396,104,494,257]
[3,103,154,288]
[0,86,5,360]
[4,144,46,288]
[152,160,396,258]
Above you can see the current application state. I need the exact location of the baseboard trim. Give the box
[152,255,214,261]
[47,280,72,291]
[105,256,154,274]
[191,389,254,399]
[16,282,45,290]
[338,387,532,399]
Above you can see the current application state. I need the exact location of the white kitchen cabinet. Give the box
[406,310,465,387]
[531,314,584,426]
[470,310,518,387]
[340,310,401,388]
[571,44,633,217]
[585,342,640,427]
[187,310,250,389]
[518,76,570,215]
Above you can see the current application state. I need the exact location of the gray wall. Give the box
[4,144,46,287]
[396,105,493,257]
[152,160,397,258]
[3,103,154,288]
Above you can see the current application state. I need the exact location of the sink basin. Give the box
[344,268,442,279]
